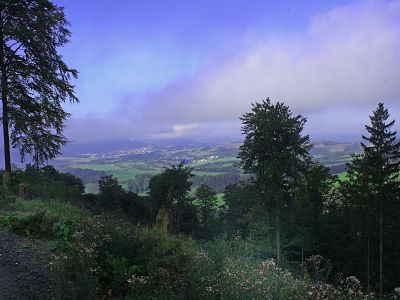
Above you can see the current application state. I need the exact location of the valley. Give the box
[53,141,361,194]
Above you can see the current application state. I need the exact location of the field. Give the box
[54,141,361,194]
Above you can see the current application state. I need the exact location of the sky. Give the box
[55,0,400,143]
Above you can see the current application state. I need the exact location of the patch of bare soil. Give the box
[0,229,57,300]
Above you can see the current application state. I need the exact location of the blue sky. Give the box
[54,0,400,143]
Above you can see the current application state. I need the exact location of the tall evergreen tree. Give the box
[0,0,78,189]
[238,98,311,264]
[343,103,400,293]
[195,184,217,239]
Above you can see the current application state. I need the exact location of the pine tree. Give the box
[0,0,78,189]
[195,184,217,239]
[344,103,400,293]
[362,103,399,294]
[238,98,311,264]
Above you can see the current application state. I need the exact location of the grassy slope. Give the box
[10,197,90,223]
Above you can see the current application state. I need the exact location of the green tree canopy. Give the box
[149,163,194,233]
[0,0,78,187]
[341,103,400,293]
[238,98,311,264]
[195,184,217,239]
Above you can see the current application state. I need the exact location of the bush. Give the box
[56,217,376,299]
[57,214,201,299]
[0,198,81,251]
[0,209,59,237]
[11,165,84,201]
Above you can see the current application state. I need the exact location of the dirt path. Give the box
[0,229,57,300]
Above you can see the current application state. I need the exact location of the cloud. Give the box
[130,0,400,138]
[67,0,400,142]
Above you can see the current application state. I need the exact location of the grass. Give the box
[85,183,99,194]
[70,163,132,172]
[332,171,349,188]
[216,193,225,207]
[337,171,348,181]
[71,160,231,188]
[70,162,158,182]
[189,156,238,167]
[192,171,228,176]
[11,197,90,223]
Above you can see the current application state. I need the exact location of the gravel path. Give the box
[0,229,57,300]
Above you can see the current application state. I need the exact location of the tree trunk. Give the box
[367,234,370,291]
[34,150,40,171]
[379,212,383,294]
[0,11,12,190]
[276,204,281,265]
[177,213,180,234]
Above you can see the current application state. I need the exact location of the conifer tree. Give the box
[195,184,217,239]
[0,0,78,189]
[362,103,399,294]
[238,98,311,264]
[344,103,400,293]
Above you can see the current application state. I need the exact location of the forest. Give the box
[0,1,399,299]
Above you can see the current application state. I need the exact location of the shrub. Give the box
[0,209,59,237]
[302,255,332,282]
[56,219,375,299]
[57,214,201,299]
[11,165,84,201]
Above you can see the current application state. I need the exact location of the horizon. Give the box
[50,0,400,144]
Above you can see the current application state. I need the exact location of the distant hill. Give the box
[50,140,361,194]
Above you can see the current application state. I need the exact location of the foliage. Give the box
[11,164,84,200]
[238,98,312,264]
[11,197,90,223]
[149,163,193,209]
[338,103,400,292]
[223,181,263,238]
[96,175,154,224]
[0,209,59,238]
[97,175,125,209]
[57,214,201,299]
[289,163,336,261]
[194,184,218,240]
[0,196,89,252]
[149,163,195,234]
[0,0,78,171]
